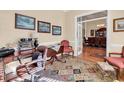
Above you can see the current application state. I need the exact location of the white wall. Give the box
[107,10,124,53]
[0,10,66,47]
[1,10,124,55]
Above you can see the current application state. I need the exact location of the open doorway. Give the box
[75,11,108,62]
[82,18,107,62]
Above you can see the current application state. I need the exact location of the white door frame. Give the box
[76,22,83,56]
[74,10,109,57]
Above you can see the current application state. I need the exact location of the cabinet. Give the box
[95,27,106,37]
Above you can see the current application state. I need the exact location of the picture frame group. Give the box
[15,13,62,35]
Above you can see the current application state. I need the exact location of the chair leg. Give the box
[72,51,74,58]
[119,68,123,80]
[116,68,123,80]
[61,53,64,58]
[50,57,54,65]
[115,69,119,80]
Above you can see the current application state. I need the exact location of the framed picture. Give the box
[113,18,124,32]
[52,25,61,35]
[90,29,94,36]
[15,13,35,30]
[37,21,51,33]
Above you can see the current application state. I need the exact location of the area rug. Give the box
[11,57,114,82]
[39,57,114,82]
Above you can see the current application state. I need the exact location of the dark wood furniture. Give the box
[83,37,89,46]
[95,27,106,37]
[87,37,95,46]
[37,46,65,65]
[16,45,65,78]
[84,27,106,48]
[85,37,106,48]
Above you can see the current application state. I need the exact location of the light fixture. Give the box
[97,24,105,28]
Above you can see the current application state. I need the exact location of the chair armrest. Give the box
[109,52,122,57]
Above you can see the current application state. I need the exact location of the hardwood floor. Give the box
[79,46,106,62]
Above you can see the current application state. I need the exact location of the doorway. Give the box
[75,11,108,62]
[82,18,106,62]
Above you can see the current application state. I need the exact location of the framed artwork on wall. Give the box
[90,29,94,36]
[52,25,61,35]
[37,21,51,33]
[15,13,35,30]
[113,17,124,32]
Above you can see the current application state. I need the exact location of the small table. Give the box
[96,62,116,80]
[37,45,65,64]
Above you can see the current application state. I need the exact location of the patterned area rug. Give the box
[9,57,114,82]
[37,57,114,82]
